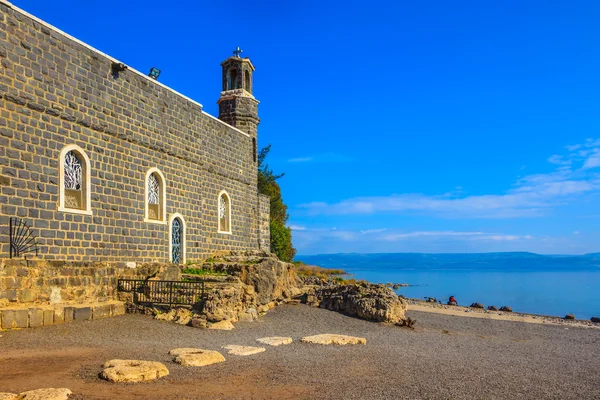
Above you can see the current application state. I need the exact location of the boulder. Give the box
[499,306,513,312]
[19,389,72,400]
[154,308,193,325]
[304,283,407,324]
[169,348,225,367]
[191,317,207,329]
[470,303,484,309]
[256,337,293,346]
[591,317,600,323]
[100,359,169,383]
[208,320,235,330]
[488,305,498,311]
[301,334,366,345]
[564,314,575,320]
[222,345,266,356]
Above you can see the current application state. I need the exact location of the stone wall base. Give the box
[0,300,125,329]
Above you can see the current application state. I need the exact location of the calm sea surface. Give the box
[297,254,600,320]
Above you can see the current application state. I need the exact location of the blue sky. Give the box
[17,0,600,255]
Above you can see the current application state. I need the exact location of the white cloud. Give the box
[289,225,306,231]
[288,157,313,163]
[287,153,353,163]
[298,139,600,219]
[360,229,387,235]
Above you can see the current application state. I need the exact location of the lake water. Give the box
[296,253,600,320]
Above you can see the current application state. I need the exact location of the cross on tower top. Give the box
[233,47,243,58]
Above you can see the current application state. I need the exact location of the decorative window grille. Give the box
[171,218,182,263]
[218,193,231,233]
[147,173,161,220]
[64,151,83,209]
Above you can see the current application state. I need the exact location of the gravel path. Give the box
[1,304,599,399]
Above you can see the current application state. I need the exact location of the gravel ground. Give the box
[1,304,599,399]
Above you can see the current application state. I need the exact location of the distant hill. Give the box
[295,252,600,271]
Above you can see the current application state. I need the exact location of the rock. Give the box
[237,312,254,322]
[169,348,225,367]
[100,359,169,383]
[426,297,437,303]
[565,314,575,320]
[488,305,498,311]
[256,336,293,346]
[222,345,266,356]
[304,283,407,324]
[499,306,513,312]
[19,388,72,400]
[301,334,366,345]
[208,320,235,330]
[591,317,600,323]
[191,317,207,329]
[470,303,484,309]
[447,301,457,306]
[0,393,18,400]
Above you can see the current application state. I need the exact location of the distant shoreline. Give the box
[406,298,600,329]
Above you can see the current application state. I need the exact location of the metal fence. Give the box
[117,279,205,307]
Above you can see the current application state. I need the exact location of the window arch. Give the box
[144,168,166,224]
[58,144,92,215]
[244,69,251,92]
[168,213,186,264]
[218,190,232,234]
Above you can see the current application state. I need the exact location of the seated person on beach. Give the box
[448,296,458,306]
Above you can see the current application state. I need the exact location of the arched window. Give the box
[169,213,186,264]
[58,144,92,215]
[144,168,166,224]
[218,191,232,234]
[228,68,238,90]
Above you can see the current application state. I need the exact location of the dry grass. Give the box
[293,261,347,279]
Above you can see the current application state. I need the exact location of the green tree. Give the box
[258,145,296,261]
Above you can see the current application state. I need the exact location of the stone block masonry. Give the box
[0,2,268,262]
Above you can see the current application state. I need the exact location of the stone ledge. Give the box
[0,300,125,329]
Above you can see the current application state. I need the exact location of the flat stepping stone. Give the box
[301,334,366,345]
[169,348,226,367]
[0,394,18,400]
[100,359,169,383]
[19,388,72,400]
[256,336,293,346]
[208,320,235,330]
[222,345,266,356]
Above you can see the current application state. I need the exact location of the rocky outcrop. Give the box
[488,305,498,311]
[470,303,485,309]
[303,283,407,325]
[500,306,513,312]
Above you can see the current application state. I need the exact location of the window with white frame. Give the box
[218,191,231,234]
[58,145,92,215]
[144,168,166,223]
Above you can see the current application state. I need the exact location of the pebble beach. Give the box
[1,303,599,399]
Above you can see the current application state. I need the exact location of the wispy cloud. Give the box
[289,224,307,231]
[287,153,353,163]
[298,140,600,219]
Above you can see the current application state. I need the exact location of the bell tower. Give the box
[217,47,260,137]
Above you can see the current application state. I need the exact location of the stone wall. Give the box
[259,194,270,252]
[0,2,264,262]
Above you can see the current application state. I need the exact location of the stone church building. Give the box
[0,1,270,263]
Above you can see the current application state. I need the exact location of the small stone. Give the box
[222,345,266,356]
[301,334,366,345]
[208,320,234,330]
[191,317,207,329]
[169,348,225,367]
[19,388,72,400]
[237,312,254,322]
[256,337,293,346]
[100,359,169,383]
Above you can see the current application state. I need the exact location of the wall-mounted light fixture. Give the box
[111,62,127,72]
[148,67,161,80]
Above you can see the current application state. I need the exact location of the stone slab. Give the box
[100,359,169,383]
[0,310,15,329]
[169,348,226,367]
[43,309,54,326]
[73,307,91,321]
[63,307,74,323]
[53,308,65,325]
[222,345,266,356]
[14,309,28,328]
[256,337,293,347]
[301,334,366,345]
[19,388,72,400]
[93,304,111,319]
[111,302,125,316]
[208,320,234,330]
[29,308,43,328]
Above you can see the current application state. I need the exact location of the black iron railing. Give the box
[9,217,39,259]
[117,279,205,307]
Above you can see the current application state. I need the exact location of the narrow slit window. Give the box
[218,191,231,233]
